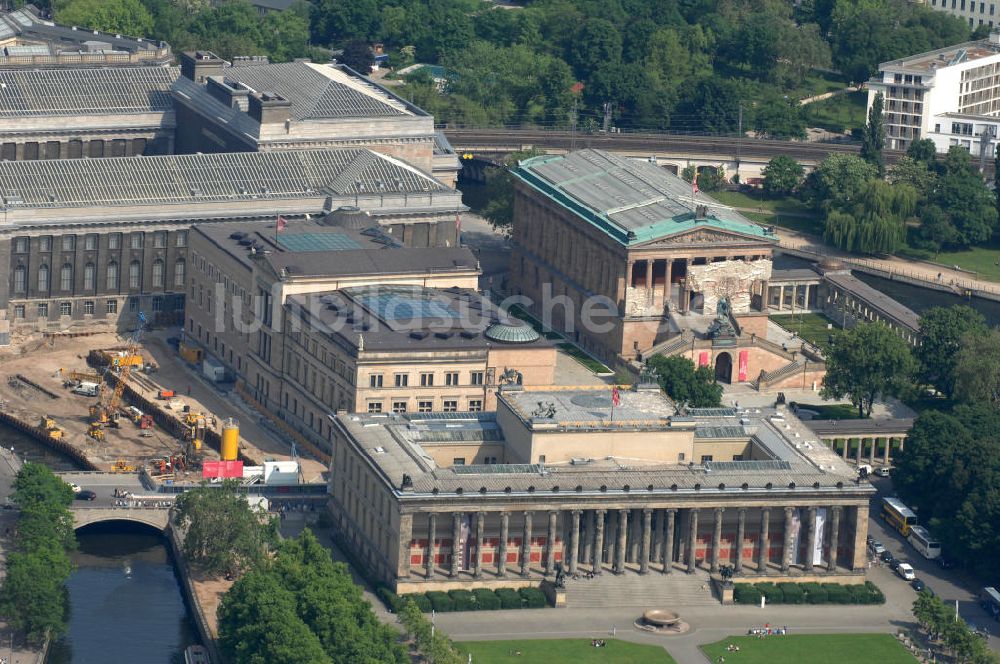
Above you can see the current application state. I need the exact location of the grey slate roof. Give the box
[223,61,409,119]
[0,66,178,116]
[0,148,446,209]
[0,5,169,57]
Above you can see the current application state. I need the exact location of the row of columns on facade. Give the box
[827,436,905,465]
[413,505,847,580]
[768,283,815,310]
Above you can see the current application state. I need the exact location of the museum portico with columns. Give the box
[326,384,875,596]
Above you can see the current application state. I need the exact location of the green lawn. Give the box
[741,211,824,236]
[701,634,916,664]
[804,90,867,133]
[793,402,866,420]
[771,312,839,348]
[707,190,812,216]
[456,638,676,664]
[930,242,1000,282]
[557,342,613,374]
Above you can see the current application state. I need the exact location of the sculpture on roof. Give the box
[639,365,659,386]
[499,367,523,385]
[531,401,557,418]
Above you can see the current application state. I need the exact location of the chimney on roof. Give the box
[206,76,251,111]
[180,50,226,83]
[249,91,292,125]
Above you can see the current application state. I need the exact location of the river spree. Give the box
[47,522,198,664]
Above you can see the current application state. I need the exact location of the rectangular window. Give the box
[418,400,433,413]
[107,299,118,314]
[468,399,483,412]
[443,400,458,412]
[129,297,138,312]
[84,234,97,251]
[175,231,188,248]
[452,458,466,466]
[538,455,546,463]
[678,452,686,462]
[59,302,71,316]
[420,372,434,387]
[445,372,459,386]
[14,237,27,253]
[153,231,166,248]
[369,374,383,388]
[38,236,51,252]
[14,305,24,319]
[392,401,407,414]
[37,303,48,318]
[130,233,143,249]
[394,373,408,387]
[470,371,484,386]
[62,235,75,252]
[700,455,713,464]
[83,301,95,315]
[367,402,383,414]
[108,233,121,250]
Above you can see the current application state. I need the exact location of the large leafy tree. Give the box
[646,354,723,408]
[823,180,915,254]
[805,153,878,212]
[929,147,998,247]
[916,306,987,398]
[953,327,1000,409]
[172,480,279,576]
[762,155,804,196]
[820,322,916,417]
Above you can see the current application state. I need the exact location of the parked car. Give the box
[66,482,81,493]
[880,550,895,564]
[871,540,887,555]
[911,578,926,592]
[888,557,901,571]
[75,490,97,501]
[897,563,916,581]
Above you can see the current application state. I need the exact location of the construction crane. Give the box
[89,312,146,441]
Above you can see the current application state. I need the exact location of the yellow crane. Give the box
[89,313,146,441]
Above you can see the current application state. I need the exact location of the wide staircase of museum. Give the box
[565,568,717,607]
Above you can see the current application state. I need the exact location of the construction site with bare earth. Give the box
[0,326,328,485]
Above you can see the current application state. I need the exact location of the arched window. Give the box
[151,259,164,288]
[37,264,49,292]
[83,263,95,291]
[173,259,186,288]
[106,261,119,290]
[60,263,73,291]
[13,265,26,293]
[129,260,141,289]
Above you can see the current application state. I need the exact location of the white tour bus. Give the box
[907,524,942,559]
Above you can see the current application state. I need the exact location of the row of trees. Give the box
[0,464,77,644]
[912,592,999,663]
[217,530,407,663]
[760,138,997,255]
[38,0,974,134]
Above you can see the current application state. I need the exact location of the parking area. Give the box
[865,475,1000,650]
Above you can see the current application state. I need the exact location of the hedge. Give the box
[449,589,476,611]
[733,581,884,605]
[473,588,501,610]
[496,588,524,609]
[380,587,548,612]
[519,587,548,608]
[426,591,454,612]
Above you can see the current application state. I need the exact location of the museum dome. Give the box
[484,322,541,344]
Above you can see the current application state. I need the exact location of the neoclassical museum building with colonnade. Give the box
[327,383,875,598]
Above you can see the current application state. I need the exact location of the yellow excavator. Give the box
[110,458,136,473]
[39,415,63,440]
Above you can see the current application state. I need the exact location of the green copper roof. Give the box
[513,149,777,247]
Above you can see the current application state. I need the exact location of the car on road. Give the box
[898,563,916,581]
[911,578,926,592]
[75,490,97,501]
[66,483,81,493]
[880,550,895,564]
[871,540,887,555]
[887,557,901,571]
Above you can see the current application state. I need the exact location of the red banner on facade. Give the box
[738,350,749,382]
[698,351,710,367]
[202,460,244,479]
